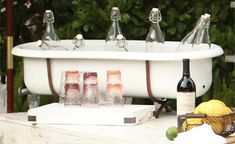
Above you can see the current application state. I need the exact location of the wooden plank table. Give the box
[0,112,175,144]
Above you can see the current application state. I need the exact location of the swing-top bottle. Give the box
[41,10,60,50]
[145,8,165,52]
[177,14,211,52]
[105,7,126,51]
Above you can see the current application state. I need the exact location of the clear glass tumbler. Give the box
[59,70,81,106]
[82,72,99,107]
[27,93,40,109]
[106,70,123,106]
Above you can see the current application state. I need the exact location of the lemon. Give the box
[194,100,232,116]
[184,99,234,134]
[207,99,226,107]
[182,118,205,131]
[166,126,180,141]
[204,103,225,116]
[222,107,233,115]
[194,102,207,114]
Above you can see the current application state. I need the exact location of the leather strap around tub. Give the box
[145,60,164,103]
[145,60,170,117]
[46,58,59,102]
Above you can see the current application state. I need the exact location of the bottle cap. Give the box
[36,40,43,47]
[199,14,210,29]
[149,8,162,23]
[112,7,119,11]
[116,34,127,51]
[197,15,208,29]
[204,13,211,18]
[116,34,124,40]
[204,14,210,28]
[151,8,159,12]
[45,10,52,13]
[111,7,121,21]
[73,34,85,49]
[43,9,55,23]
[76,34,83,39]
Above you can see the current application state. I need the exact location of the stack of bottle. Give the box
[59,70,124,107]
[38,8,211,53]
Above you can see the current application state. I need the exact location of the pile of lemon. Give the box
[182,99,233,134]
[194,100,232,116]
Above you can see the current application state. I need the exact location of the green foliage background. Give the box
[0,0,235,111]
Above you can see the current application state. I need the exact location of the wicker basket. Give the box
[178,113,235,136]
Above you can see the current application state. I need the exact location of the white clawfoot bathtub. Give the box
[12,40,223,99]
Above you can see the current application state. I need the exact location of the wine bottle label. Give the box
[177,92,195,115]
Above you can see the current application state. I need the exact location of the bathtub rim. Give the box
[12,40,224,61]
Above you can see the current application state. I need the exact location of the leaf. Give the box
[173,0,189,10]
[83,23,90,32]
[72,21,82,29]
[129,15,141,26]
[167,27,176,35]
[178,13,191,21]
[176,22,187,34]
[122,13,131,24]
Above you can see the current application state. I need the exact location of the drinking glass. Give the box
[82,72,99,107]
[59,70,81,106]
[27,93,40,109]
[106,70,123,106]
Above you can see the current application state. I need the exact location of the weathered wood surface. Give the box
[225,55,235,63]
[0,112,175,144]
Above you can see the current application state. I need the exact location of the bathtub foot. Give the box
[153,99,171,118]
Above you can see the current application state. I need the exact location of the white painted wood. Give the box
[225,55,235,63]
[27,103,155,125]
[0,112,176,144]
[231,1,235,8]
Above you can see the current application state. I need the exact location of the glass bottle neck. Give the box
[105,20,121,41]
[112,20,121,32]
[147,22,164,43]
[151,22,161,30]
[45,22,56,33]
[183,59,190,76]
[196,27,210,44]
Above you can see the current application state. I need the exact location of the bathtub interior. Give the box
[13,40,223,61]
